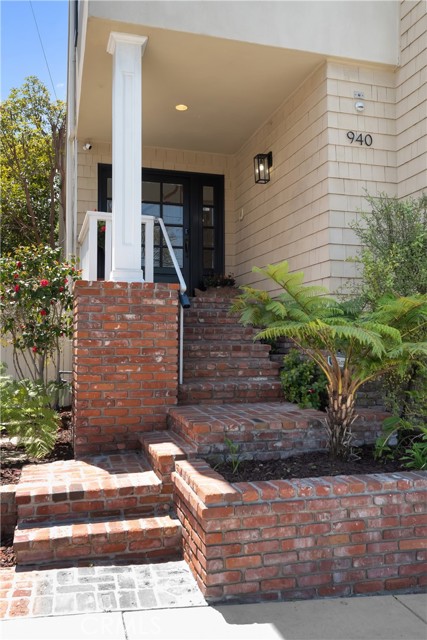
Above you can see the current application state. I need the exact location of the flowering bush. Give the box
[0,245,80,384]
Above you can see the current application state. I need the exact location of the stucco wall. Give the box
[396,0,427,199]
[88,0,399,66]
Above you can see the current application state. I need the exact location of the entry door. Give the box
[98,165,224,293]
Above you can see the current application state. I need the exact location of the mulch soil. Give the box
[211,445,408,483]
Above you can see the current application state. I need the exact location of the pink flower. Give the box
[40,309,47,316]
[40,279,49,287]
[14,273,19,279]
[100,225,106,233]
[14,284,20,292]
[16,261,22,268]
[64,278,68,284]
[32,346,38,353]
[59,286,64,292]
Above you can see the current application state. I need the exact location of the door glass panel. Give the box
[163,247,183,268]
[163,205,183,225]
[203,250,214,269]
[163,227,183,247]
[203,186,214,206]
[107,178,112,198]
[203,228,214,248]
[163,183,183,204]
[202,207,214,226]
[142,181,161,202]
[142,203,161,217]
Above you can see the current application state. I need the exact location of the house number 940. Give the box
[347,131,373,146]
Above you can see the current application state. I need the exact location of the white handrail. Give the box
[156,217,187,294]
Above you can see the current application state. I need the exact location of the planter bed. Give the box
[172,458,427,602]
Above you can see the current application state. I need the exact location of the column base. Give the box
[110,268,144,283]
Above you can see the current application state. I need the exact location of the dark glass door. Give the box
[98,165,224,293]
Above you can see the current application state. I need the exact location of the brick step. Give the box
[178,378,283,405]
[15,452,169,524]
[183,359,280,378]
[139,431,198,486]
[168,401,324,456]
[14,514,182,566]
[183,343,272,358]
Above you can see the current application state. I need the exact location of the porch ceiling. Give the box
[78,18,323,155]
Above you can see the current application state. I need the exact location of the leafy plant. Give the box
[232,261,427,460]
[202,273,236,288]
[280,349,328,410]
[0,368,59,458]
[401,427,427,470]
[351,192,427,443]
[0,245,80,385]
[224,438,242,474]
[350,192,427,302]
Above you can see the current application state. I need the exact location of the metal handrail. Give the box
[155,218,189,385]
[156,218,186,295]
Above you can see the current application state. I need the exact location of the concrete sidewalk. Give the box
[1,593,426,640]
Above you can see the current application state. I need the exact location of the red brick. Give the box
[261,578,296,591]
[225,555,262,569]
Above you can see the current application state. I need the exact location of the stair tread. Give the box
[16,452,158,501]
[180,377,282,388]
[140,430,197,458]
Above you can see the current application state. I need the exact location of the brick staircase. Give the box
[12,289,286,568]
[179,291,282,404]
[13,452,181,566]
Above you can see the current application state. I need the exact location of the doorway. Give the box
[98,165,224,293]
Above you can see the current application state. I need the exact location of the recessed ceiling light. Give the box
[175,104,188,111]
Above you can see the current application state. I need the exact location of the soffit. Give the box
[78,18,323,154]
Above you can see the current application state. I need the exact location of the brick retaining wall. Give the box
[172,459,427,602]
[73,281,179,456]
[0,485,16,540]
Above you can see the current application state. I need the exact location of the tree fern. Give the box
[233,261,427,459]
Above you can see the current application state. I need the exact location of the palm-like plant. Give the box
[232,262,427,459]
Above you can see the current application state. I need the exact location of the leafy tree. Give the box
[351,193,427,448]
[350,192,427,302]
[232,261,427,459]
[0,245,80,385]
[0,77,66,253]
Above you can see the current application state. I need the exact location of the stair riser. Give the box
[178,385,282,405]
[184,346,272,358]
[14,523,181,566]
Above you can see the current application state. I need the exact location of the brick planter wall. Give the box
[0,485,16,540]
[173,459,427,602]
[73,281,179,456]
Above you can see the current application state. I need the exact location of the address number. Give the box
[347,131,373,146]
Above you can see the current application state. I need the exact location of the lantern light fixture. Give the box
[254,151,273,184]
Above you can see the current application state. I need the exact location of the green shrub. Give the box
[0,368,59,458]
[280,349,328,410]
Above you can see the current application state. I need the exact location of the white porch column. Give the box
[107,32,148,282]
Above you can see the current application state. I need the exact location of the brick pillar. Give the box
[73,281,179,456]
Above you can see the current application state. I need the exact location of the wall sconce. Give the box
[82,142,92,151]
[254,152,273,184]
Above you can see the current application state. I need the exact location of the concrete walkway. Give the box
[1,591,426,639]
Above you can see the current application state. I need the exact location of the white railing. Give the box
[78,211,112,281]
[78,211,189,382]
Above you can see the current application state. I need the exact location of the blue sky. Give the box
[1,0,68,101]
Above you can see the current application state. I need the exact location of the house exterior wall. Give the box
[73,0,425,294]
[232,60,399,292]
[396,0,427,199]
